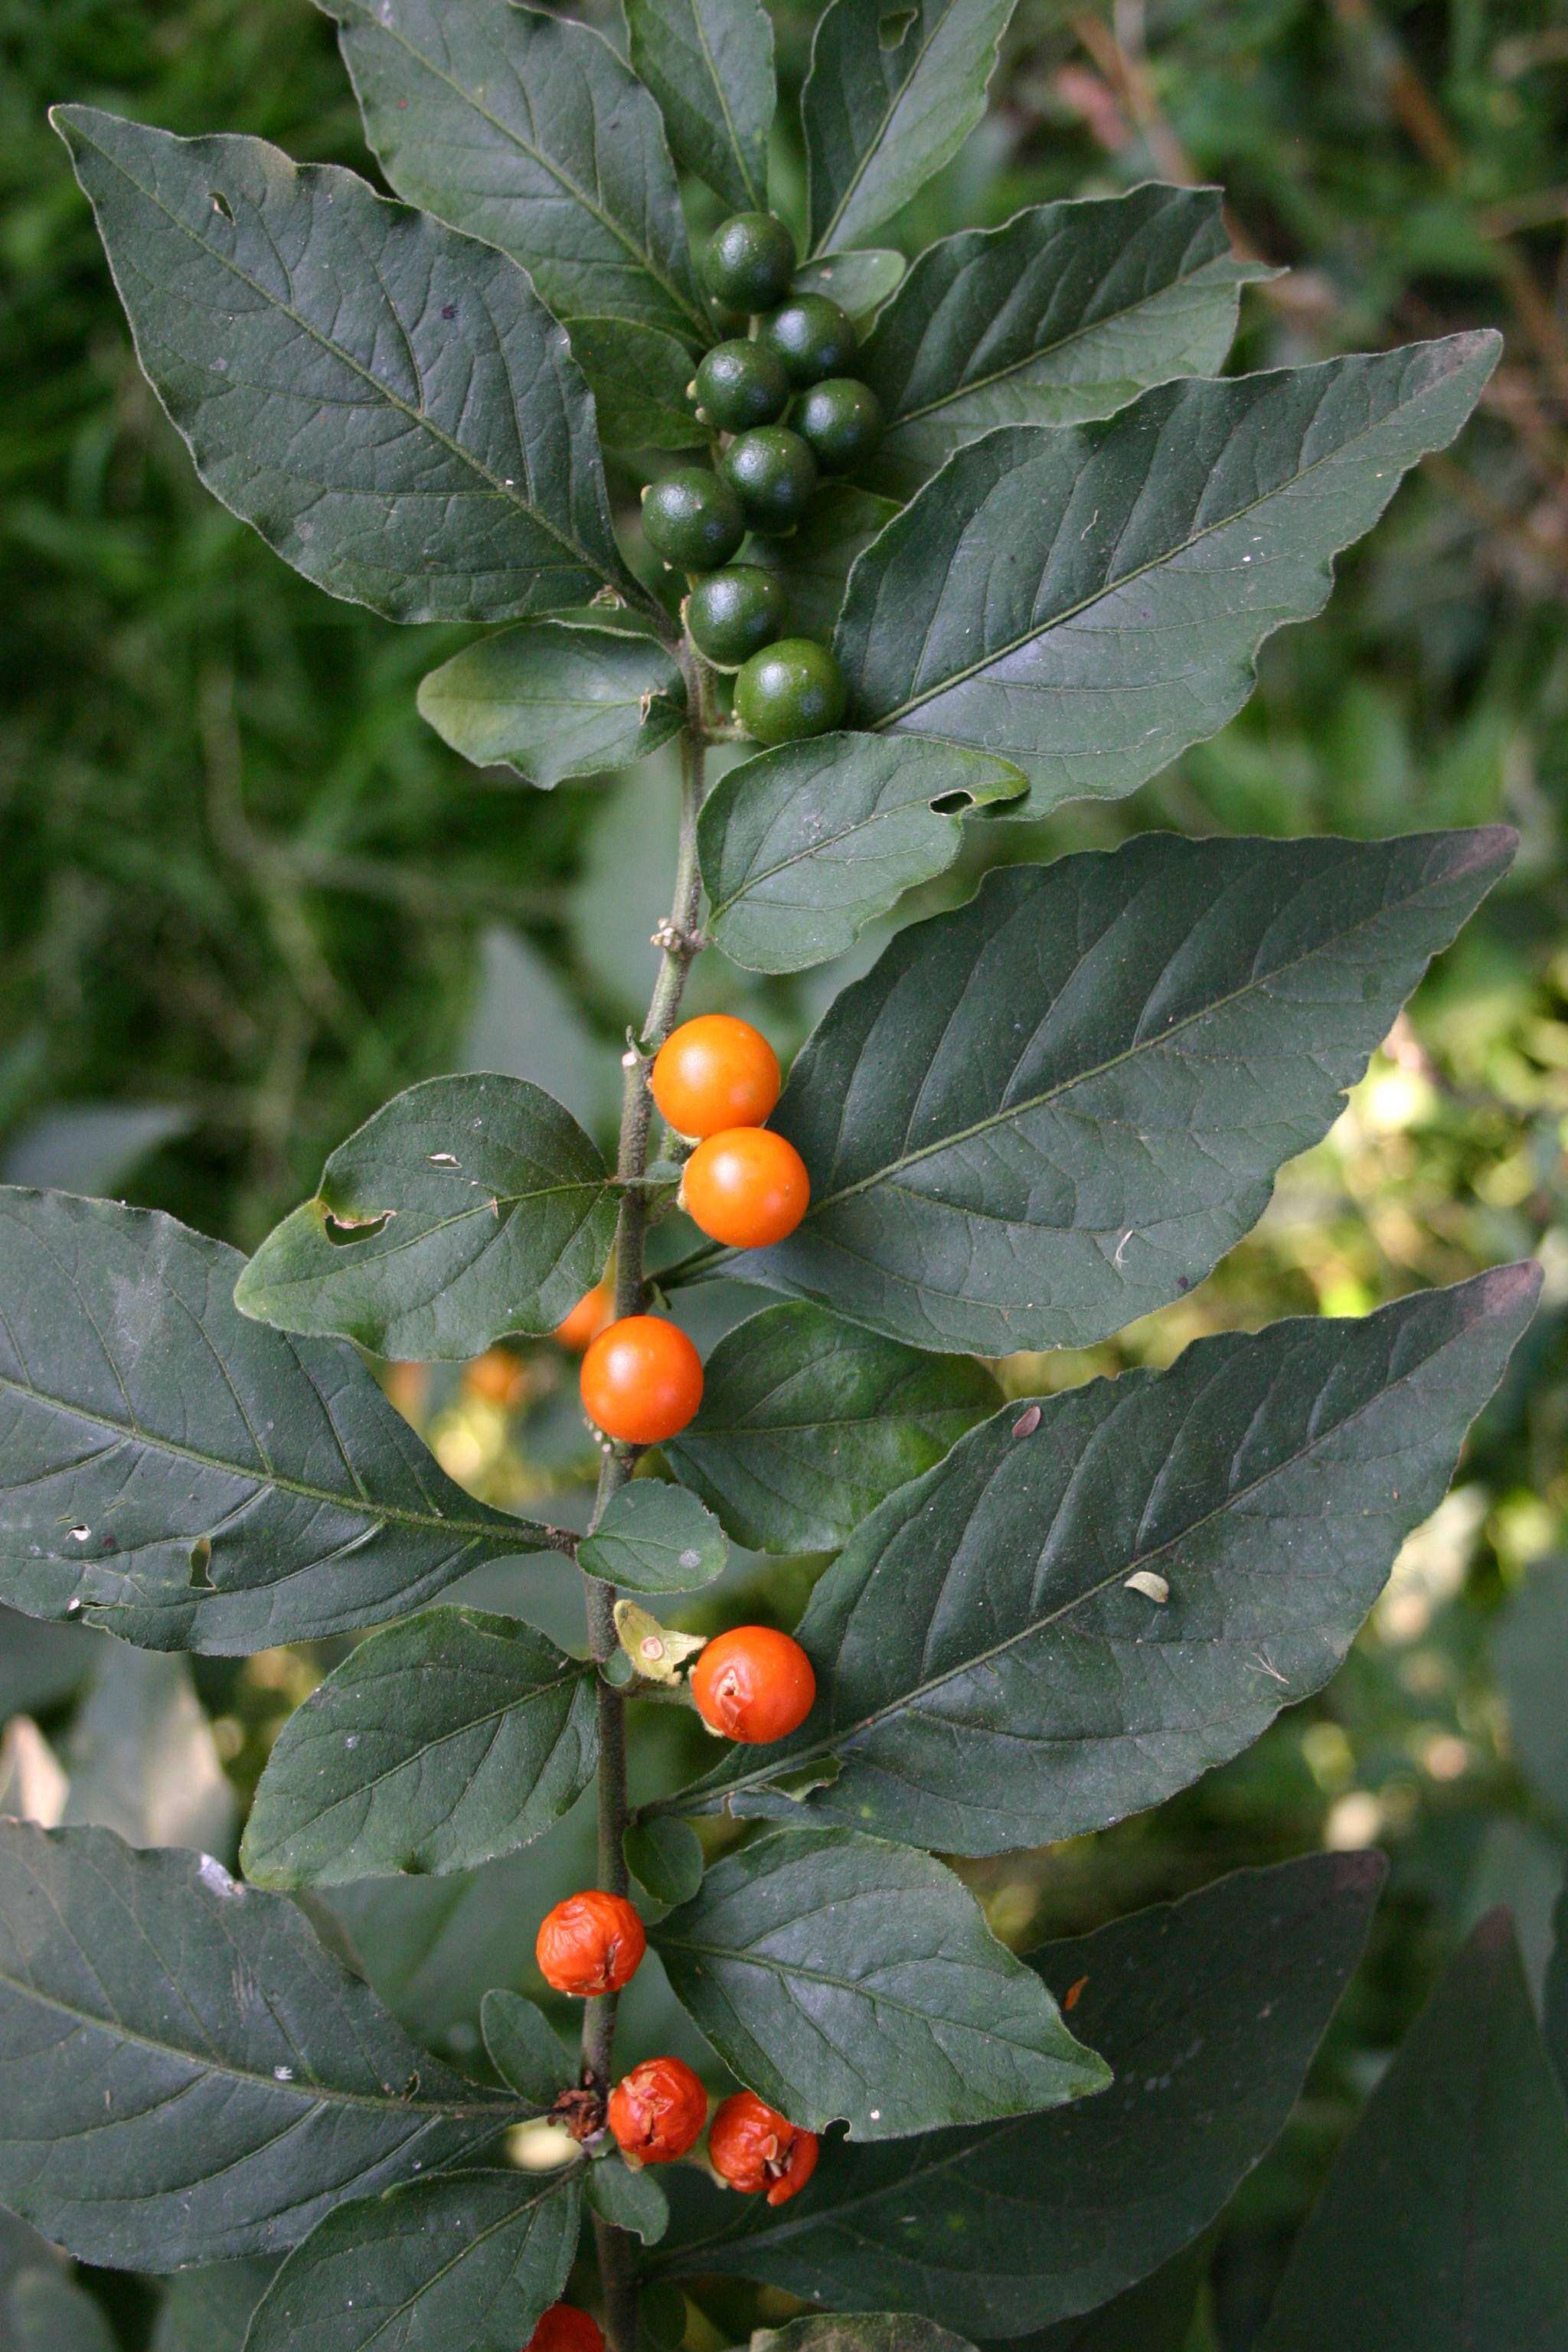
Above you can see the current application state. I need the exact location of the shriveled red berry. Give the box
[607,2055,708,2164]
[535,1890,646,1997]
[707,2090,819,2204]
[689,1625,816,1743]
[525,2307,606,2352]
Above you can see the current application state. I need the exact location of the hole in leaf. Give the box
[879,7,916,46]
[929,789,976,816]
[322,1208,394,1247]
[211,190,234,222]
[188,1537,214,1590]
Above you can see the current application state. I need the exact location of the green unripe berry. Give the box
[720,427,818,537]
[795,377,884,472]
[641,469,744,570]
[701,212,797,312]
[733,638,847,744]
[757,294,858,387]
[694,341,791,434]
[682,566,788,670]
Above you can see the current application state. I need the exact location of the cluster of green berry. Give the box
[639,211,883,747]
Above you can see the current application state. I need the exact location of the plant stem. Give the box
[578,664,710,2352]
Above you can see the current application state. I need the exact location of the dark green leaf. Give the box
[246,2167,581,2352]
[858,186,1264,496]
[577,1482,728,1592]
[0,1607,102,1717]
[836,335,1499,813]
[724,829,1514,1353]
[665,1303,998,1553]
[586,2154,669,2245]
[0,1191,534,1654]
[52,109,643,626]
[652,1828,1108,2139]
[794,250,906,319]
[626,0,773,214]
[4,2271,115,2352]
[998,2244,1207,2352]
[758,2324,972,2352]
[152,2262,275,2352]
[803,0,1018,254]
[63,1646,237,1854]
[242,1609,597,1888]
[1494,1555,1568,1817]
[570,318,710,451]
[653,1854,1382,2331]
[1256,1910,1568,2350]
[698,733,1024,975]
[625,1815,705,1907]
[327,1848,546,2052]
[321,0,709,344]
[236,1073,616,1360]
[482,1989,574,2109]
[746,485,900,640]
[1546,1877,1567,2099]
[0,1821,516,2269]
[419,619,686,787]
[675,1268,1537,1851]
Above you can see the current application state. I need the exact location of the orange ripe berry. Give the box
[553,1277,615,1353]
[607,2056,708,2165]
[535,1890,646,1998]
[707,2090,819,2206]
[680,1128,809,1250]
[463,1345,529,1409]
[649,1015,780,1139]
[580,1316,704,1446]
[690,1625,816,1744]
[525,2309,606,2352]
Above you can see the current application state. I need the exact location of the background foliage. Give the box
[3,1,1568,2344]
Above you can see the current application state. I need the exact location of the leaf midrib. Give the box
[254,1171,609,1298]
[676,0,766,210]
[812,2,965,255]
[707,764,1021,922]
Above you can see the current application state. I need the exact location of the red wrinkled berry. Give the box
[690,1625,816,1744]
[535,1890,646,1998]
[707,2090,819,2205]
[607,2055,708,2164]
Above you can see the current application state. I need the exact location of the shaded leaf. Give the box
[327,1847,547,2052]
[0,1191,535,1654]
[653,1854,1382,2331]
[858,185,1264,496]
[63,1646,237,1854]
[724,829,1513,1353]
[0,1607,102,1717]
[152,2262,275,2352]
[674,1269,1537,1852]
[578,1482,728,1592]
[1546,1877,1567,2099]
[665,1302,998,1553]
[1000,2243,1208,2352]
[462,926,616,1138]
[1494,1554,1568,1818]
[242,1609,596,1888]
[0,1821,516,2269]
[482,1989,574,2109]
[652,1828,1108,2139]
[246,2167,580,2352]
[698,733,1024,975]
[53,109,642,626]
[321,0,709,344]
[626,0,773,214]
[803,0,1018,254]
[837,335,1499,814]
[795,250,906,320]
[1256,1910,1568,2350]
[586,2155,669,2245]
[0,1101,190,1194]
[757,2324,972,2352]
[625,1815,705,1907]
[746,485,900,640]
[237,1073,616,1360]
[570,318,710,452]
[419,618,686,787]
[4,2270,115,2352]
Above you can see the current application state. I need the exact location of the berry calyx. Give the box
[757,294,858,387]
[690,1625,817,1743]
[535,1889,646,1997]
[607,2055,709,2165]
[795,377,884,472]
[524,2307,606,2352]
[720,427,818,537]
[681,1127,809,1249]
[700,212,797,313]
[580,1316,704,1445]
[682,567,787,670]
[733,639,847,744]
[707,2091,820,2205]
[641,469,744,570]
[694,340,791,433]
[552,1277,615,1353]
[650,1014,781,1137]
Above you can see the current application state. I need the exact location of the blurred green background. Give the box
[3,2,1568,2346]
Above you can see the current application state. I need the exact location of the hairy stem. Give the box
[579,660,710,2352]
